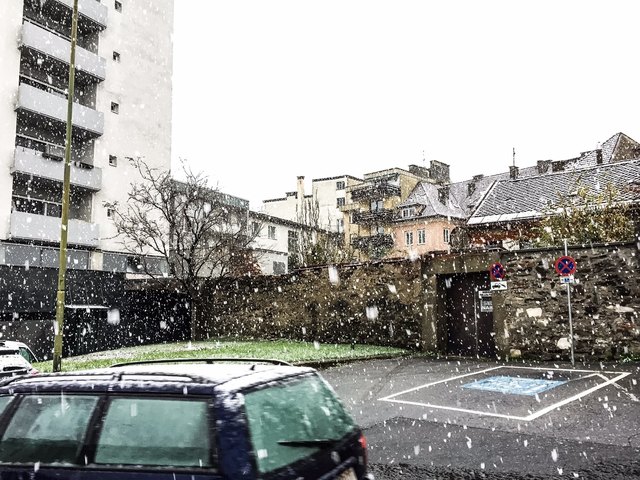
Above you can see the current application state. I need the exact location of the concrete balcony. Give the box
[348,182,401,201]
[10,211,99,248]
[351,233,394,250]
[16,83,104,138]
[352,208,396,225]
[12,147,102,191]
[41,0,108,32]
[20,22,106,82]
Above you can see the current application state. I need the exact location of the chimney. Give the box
[537,160,551,175]
[429,160,451,184]
[296,176,305,210]
[596,149,603,164]
[509,165,519,180]
[438,185,450,205]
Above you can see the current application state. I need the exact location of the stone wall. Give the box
[500,243,640,360]
[195,242,640,361]
[200,260,425,349]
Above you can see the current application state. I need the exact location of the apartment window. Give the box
[12,196,61,218]
[268,226,276,240]
[374,225,385,235]
[405,231,414,246]
[115,0,122,12]
[418,229,426,244]
[336,181,345,190]
[443,228,450,244]
[336,197,345,207]
[112,51,121,62]
[111,102,119,114]
[108,155,117,167]
[402,207,415,218]
[251,221,260,236]
[287,230,298,253]
[370,199,383,212]
[336,218,344,233]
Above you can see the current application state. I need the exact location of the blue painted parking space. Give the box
[462,375,567,396]
[379,366,630,421]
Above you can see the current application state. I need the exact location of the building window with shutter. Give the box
[443,228,450,243]
[417,229,426,244]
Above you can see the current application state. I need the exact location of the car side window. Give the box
[18,347,36,363]
[95,397,212,468]
[244,374,356,474]
[0,395,98,464]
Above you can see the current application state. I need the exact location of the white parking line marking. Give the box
[523,372,630,421]
[379,366,502,401]
[379,397,531,421]
[378,366,632,421]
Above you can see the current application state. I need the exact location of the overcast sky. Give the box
[171,1,640,209]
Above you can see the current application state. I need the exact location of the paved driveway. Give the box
[321,356,640,479]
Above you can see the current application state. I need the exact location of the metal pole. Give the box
[473,287,479,357]
[564,239,575,367]
[52,0,79,372]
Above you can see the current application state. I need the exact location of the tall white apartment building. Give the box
[262,174,362,233]
[0,0,174,273]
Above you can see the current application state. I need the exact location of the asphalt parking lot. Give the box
[322,356,640,479]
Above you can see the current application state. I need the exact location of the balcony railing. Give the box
[348,182,401,201]
[351,233,394,250]
[351,209,396,225]
[21,21,106,82]
[16,82,104,138]
[10,211,99,248]
[41,0,108,32]
[12,147,102,191]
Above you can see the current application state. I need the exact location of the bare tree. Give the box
[534,181,635,246]
[288,198,356,269]
[105,158,260,339]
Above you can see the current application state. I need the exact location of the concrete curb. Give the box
[295,351,417,369]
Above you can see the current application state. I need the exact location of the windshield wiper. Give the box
[278,439,338,448]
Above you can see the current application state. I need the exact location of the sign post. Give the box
[489,262,507,290]
[554,242,576,366]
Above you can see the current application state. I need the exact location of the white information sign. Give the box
[490,281,508,291]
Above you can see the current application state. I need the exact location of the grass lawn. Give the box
[33,339,410,372]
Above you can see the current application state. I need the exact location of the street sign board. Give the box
[489,262,506,281]
[560,275,575,284]
[478,290,493,312]
[554,255,577,276]
[490,281,508,291]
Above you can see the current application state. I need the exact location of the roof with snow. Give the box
[467,159,640,225]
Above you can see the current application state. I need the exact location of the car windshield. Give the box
[243,374,356,474]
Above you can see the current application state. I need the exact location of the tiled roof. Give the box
[399,172,508,220]
[468,159,640,225]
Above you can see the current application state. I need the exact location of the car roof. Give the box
[0,361,316,394]
[0,341,28,349]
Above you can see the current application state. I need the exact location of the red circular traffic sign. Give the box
[554,256,577,276]
[489,262,506,281]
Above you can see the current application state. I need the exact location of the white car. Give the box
[0,341,38,378]
[0,340,38,363]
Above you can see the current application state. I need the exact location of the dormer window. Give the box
[402,207,415,218]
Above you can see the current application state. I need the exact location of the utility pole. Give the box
[52,0,79,372]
